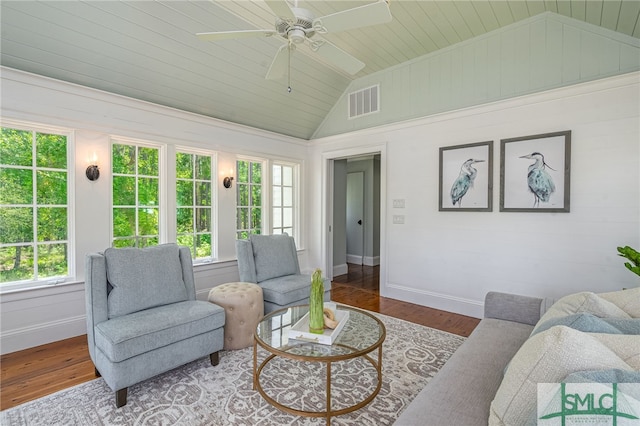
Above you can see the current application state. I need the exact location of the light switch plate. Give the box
[393,215,405,224]
[393,199,405,208]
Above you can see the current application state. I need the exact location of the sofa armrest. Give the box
[484,292,545,326]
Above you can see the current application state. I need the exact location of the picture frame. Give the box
[500,131,571,212]
[439,141,493,211]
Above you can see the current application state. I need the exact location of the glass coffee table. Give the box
[253,304,386,425]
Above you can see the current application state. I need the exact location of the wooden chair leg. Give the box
[115,388,128,408]
[210,351,220,366]
[95,368,101,377]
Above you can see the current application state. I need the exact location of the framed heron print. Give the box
[500,131,571,212]
[439,141,493,211]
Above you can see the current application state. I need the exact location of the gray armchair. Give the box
[85,243,225,407]
[236,234,331,314]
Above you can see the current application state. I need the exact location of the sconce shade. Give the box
[86,164,100,181]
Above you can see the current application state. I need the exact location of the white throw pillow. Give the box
[489,326,640,426]
[532,291,631,335]
[598,287,640,317]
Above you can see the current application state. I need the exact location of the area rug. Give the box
[1,311,465,426]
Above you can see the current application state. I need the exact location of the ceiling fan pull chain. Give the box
[287,41,292,93]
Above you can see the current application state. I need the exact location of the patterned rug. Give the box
[1,311,465,426]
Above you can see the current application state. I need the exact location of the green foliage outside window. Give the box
[176,152,213,259]
[112,142,160,248]
[236,160,262,240]
[0,127,68,284]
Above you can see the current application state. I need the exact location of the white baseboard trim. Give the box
[363,256,380,266]
[333,263,348,277]
[1,315,86,355]
[346,254,363,265]
[382,283,484,319]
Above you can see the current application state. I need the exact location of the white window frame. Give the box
[0,121,75,292]
[234,156,301,246]
[174,147,217,263]
[110,138,165,248]
[271,161,299,243]
[235,157,268,240]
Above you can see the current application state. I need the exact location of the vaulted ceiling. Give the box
[2,1,639,140]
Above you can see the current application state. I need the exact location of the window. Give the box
[112,142,160,248]
[0,126,70,285]
[236,159,262,239]
[176,151,214,261]
[272,163,295,237]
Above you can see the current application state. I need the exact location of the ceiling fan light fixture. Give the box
[288,28,306,44]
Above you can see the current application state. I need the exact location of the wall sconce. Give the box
[86,153,100,181]
[223,168,234,189]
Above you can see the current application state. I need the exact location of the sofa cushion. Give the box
[95,300,225,362]
[532,313,640,336]
[250,234,298,282]
[105,244,188,318]
[489,326,640,426]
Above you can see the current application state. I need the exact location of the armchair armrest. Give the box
[85,253,109,361]
[484,291,548,326]
[235,240,257,283]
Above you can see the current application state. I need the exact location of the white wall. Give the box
[0,68,309,354]
[310,72,640,318]
[2,68,639,354]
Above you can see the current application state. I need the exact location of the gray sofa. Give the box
[394,291,552,426]
[236,234,331,314]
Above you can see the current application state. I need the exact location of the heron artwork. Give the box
[450,158,484,207]
[520,152,556,207]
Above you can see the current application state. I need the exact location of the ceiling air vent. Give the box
[348,84,379,119]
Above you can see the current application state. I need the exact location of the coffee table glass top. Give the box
[255,304,385,359]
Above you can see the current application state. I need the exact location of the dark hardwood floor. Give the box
[0,264,479,410]
[331,264,480,337]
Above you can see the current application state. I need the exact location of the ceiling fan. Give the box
[197,0,392,84]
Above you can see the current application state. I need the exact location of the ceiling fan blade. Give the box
[313,0,392,34]
[264,0,296,21]
[197,29,276,41]
[306,39,365,75]
[265,44,291,80]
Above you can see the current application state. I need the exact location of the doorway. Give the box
[328,153,382,296]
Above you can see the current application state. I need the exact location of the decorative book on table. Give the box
[288,303,349,345]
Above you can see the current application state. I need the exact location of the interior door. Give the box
[346,172,364,264]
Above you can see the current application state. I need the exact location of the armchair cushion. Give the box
[95,300,224,362]
[105,244,188,318]
[250,234,298,282]
[260,274,315,306]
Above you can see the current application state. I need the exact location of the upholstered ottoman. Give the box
[208,282,264,350]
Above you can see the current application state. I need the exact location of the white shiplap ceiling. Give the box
[2,1,639,140]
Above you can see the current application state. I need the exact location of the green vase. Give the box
[309,269,324,334]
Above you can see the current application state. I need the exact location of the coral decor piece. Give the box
[323,307,339,329]
[308,269,324,334]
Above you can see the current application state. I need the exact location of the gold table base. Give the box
[253,341,383,426]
